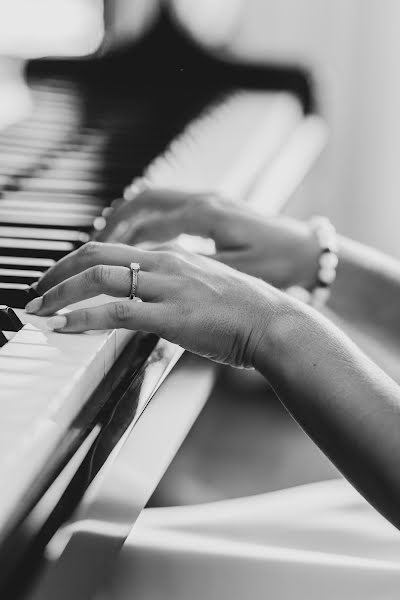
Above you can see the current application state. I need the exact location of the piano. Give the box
[0,7,326,600]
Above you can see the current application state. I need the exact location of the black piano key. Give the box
[0,331,8,347]
[25,285,40,303]
[0,238,75,260]
[0,305,24,330]
[0,285,37,309]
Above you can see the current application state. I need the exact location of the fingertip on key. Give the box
[46,315,67,331]
[25,296,43,314]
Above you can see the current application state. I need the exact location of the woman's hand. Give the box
[26,241,284,368]
[96,188,319,290]
[25,244,400,530]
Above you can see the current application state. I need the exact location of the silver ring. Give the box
[129,262,140,299]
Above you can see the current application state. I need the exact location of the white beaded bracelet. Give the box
[287,216,338,309]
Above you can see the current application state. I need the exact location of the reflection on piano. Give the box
[0,9,326,600]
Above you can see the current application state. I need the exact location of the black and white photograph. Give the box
[0,0,400,598]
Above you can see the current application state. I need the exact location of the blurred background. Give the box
[1,0,399,255]
[0,0,397,504]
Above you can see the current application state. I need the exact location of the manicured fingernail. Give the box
[46,315,67,331]
[25,296,43,314]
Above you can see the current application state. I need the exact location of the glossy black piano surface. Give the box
[0,9,316,600]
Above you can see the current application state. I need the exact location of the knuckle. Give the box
[86,265,109,288]
[47,282,65,306]
[157,250,179,270]
[78,241,103,262]
[80,309,90,329]
[110,302,132,324]
[153,241,179,253]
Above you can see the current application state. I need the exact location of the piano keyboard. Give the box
[0,74,323,543]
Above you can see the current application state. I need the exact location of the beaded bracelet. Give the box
[286,216,338,309]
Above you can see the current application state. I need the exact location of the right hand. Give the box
[28,241,288,369]
[96,188,319,290]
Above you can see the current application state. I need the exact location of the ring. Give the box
[129,262,140,299]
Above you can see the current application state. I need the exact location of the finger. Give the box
[45,300,165,335]
[26,266,161,316]
[94,188,186,242]
[128,187,201,212]
[126,213,193,245]
[94,201,136,243]
[92,197,127,242]
[132,192,247,250]
[98,189,222,245]
[36,242,152,295]
[135,240,185,252]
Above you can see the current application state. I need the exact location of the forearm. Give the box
[328,236,400,347]
[254,299,400,529]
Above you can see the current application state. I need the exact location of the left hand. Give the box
[26,241,285,368]
[95,188,319,290]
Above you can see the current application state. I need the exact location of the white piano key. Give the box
[0,237,74,252]
[0,355,70,376]
[0,340,80,363]
[5,312,122,425]
[0,255,55,268]
[7,322,49,343]
[1,330,16,342]
[0,226,90,243]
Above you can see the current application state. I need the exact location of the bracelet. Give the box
[286,216,338,309]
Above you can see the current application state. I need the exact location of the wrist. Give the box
[251,291,311,378]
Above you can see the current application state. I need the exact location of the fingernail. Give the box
[46,315,67,331]
[25,296,43,314]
